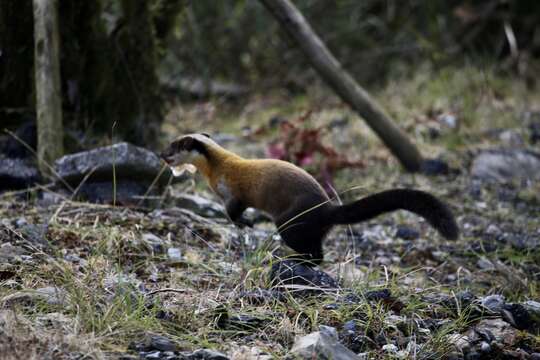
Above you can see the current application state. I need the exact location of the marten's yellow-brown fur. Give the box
[161,133,459,264]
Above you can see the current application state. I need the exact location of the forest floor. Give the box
[1,64,540,359]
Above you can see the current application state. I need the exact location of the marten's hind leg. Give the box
[276,213,330,264]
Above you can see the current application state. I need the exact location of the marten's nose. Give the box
[159,149,172,163]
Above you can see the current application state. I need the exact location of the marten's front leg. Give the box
[225,198,252,227]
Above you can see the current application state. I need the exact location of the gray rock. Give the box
[73,180,151,205]
[381,344,398,354]
[54,143,173,204]
[55,142,169,183]
[173,193,226,219]
[480,294,505,313]
[479,341,491,353]
[498,130,523,146]
[471,149,540,182]
[290,330,361,360]
[0,156,41,191]
[270,260,339,294]
[142,233,167,253]
[523,300,540,324]
[188,349,230,360]
[476,257,495,271]
[1,286,68,307]
[502,303,534,330]
[149,335,177,352]
[167,248,182,262]
[0,243,28,262]
[438,113,458,129]
[470,318,517,345]
[319,325,338,339]
[143,351,162,359]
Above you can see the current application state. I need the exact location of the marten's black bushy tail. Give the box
[326,189,459,240]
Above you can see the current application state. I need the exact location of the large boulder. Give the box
[54,142,172,204]
[55,142,170,184]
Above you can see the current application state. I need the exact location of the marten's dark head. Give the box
[160,133,214,176]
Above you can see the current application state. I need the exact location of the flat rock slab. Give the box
[471,149,540,182]
[54,142,171,185]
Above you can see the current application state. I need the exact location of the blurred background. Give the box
[2,0,539,147]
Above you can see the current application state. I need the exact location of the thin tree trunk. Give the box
[33,0,63,176]
[260,0,423,171]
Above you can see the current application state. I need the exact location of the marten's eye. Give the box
[201,133,211,138]
[172,140,182,152]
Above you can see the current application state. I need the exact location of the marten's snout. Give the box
[159,146,175,164]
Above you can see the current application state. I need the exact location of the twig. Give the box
[145,288,191,297]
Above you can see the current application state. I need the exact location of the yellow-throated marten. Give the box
[161,133,459,264]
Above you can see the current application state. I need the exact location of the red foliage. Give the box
[266,111,364,193]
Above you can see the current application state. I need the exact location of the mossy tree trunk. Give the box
[1,0,185,149]
[33,0,63,176]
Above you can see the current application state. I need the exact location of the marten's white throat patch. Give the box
[171,164,197,177]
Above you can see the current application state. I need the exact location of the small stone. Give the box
[167,248,182,262]
[229,346,272,360]
[382,344,398,354]
[485,224,502,237]
[471,318,517,346]
[144,351,162,359]
[0,243,28,262]
[270,260,339,294]
[364,288,392,301]
[1,286,68,307]
[523,300,540,324]
[173,193,226,219]
[480,294,505,313]
[224,314,266,331]
[290,330,359,360]
[162,352,177,360]
[421,158,450,175]
[437,113,458,128]
[395,226,420,240]
[142,233,166,252]
[479,341,491,353]
[318,325,338,339]
[530,353,540,360]
[499,130,523,146]
[342,320,356,334]
[476,257,495,270]
[150,335,177,352]
[189,349,229,359]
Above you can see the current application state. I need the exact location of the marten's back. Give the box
[222,158,329,220]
